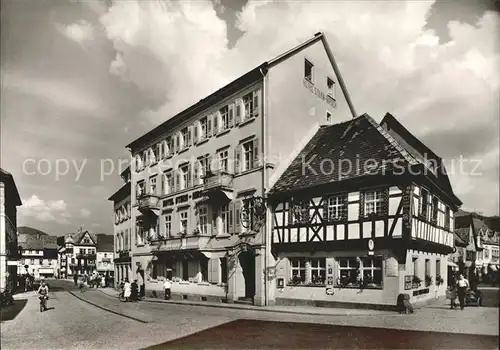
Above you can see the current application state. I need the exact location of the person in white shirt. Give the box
[163,279,172,300]
[456,274,469,310]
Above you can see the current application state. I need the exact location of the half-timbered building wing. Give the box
[268,113,462,310]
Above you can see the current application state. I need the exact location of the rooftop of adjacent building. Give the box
[0,168,22,206]
[269,113,461,208]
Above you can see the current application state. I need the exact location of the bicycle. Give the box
[39,295,48,312]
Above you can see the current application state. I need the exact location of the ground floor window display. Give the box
[274,250,448,310]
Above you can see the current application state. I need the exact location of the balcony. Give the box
[202,170,234,201]
[137,193,161,215]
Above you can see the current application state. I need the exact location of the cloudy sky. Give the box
[1,0,499,235]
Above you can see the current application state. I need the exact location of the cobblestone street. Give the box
[1,280,498,349]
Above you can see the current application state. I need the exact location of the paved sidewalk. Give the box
[96,288,392,316]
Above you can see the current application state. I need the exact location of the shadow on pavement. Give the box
[0,299,28,322]
[143,319,500,349]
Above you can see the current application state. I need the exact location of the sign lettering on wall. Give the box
[303,79,336,108]
[326,262,334,295]
[404,275,412,290]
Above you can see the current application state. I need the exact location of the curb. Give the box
[68,291,148,324]
[96,289,396,317]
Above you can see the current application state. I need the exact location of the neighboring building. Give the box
[475,219,499,283]
[452,215,482,284]
[268,113,462,310]
[96,233,115,282]
[108,166,132,286]
[18,233,58,279]
[124,32,357,305]
[0,169,22,292]
[58,229,97,277]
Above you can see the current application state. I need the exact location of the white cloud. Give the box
[19,195,70,224]
[3,71,104,115]
[97,0,499,214]
[56,20,94,44]
[80,208,91,218]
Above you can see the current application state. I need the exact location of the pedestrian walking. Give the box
[74,274,78,286]
[123,279,131,302]
[163,278,172,300]
[456,274,470,310]
[101,275,106,288]
[131,279,138,302]
[447,273,457,309]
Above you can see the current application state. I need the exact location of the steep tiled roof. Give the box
[70,230,97,245]
[454,227,470,246]
[270,114,410,193]
[454,229,469,246]
[96,234,114,252]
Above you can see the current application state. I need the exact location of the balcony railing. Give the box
[202,170,234,192]
[137,192,160,212]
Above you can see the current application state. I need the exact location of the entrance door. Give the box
[238,251,255,299]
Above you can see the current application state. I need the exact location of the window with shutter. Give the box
[175,170,180,192]
[234,144,242,173]
[187,126,193,147]
[253,138,260,167]
[173,134,178,153]
[228,203,235,234]
[253,89,260,117]
[193,161,200,185]
[235,201,241,234]
[213,113,219,135]
[207,116,212,137]
[193,122,199,144]
[228,104,234,127]
[235,98,242,125]
[187,163,192,188]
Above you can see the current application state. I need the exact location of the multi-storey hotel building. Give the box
[125,32,357,305]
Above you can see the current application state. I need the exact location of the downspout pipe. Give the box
[259,66,269,306]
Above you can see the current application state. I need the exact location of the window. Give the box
[164,137,173,158]
[152,146,159,163]
[420,189,428,218]
[326,111,332,123]
[241,198,254,231]
[338,258,358,286]
[197,206,208,235]
[290,258,306,284]
[444,206,450,229]
[30,259,35,265]
[412,257,419,277]
[361,257,382,287]
[180,165,189,190]
[180,211,188,234]
[310,258,326,285]
[242,92,253,120]
[180,127,189,150]
[200,116,208,141]
[290,200,310,224]
[142,150,148,167]
[425,259,431,277]
[220,106,230,131]
[484,249,489,259]
[436,260,441,278]
[137,181,145,197]
[364,190,384,216]
[326,195,346,221]
[150,176,157,195]
[220,204,231,234]
[242,140,255,171]
[327,77,335,98]
[431,196,438,223]
[199,156,210,183]
[39,258,43,265]
[218,149,229,172]
[136,222,145,245]
[162,172,173,195]
[304,59,314,82]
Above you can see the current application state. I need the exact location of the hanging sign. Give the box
[368,239,375,255]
